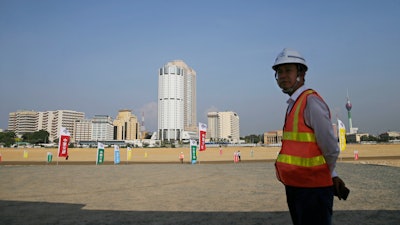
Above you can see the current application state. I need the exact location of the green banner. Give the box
[47,152,52,163]
[191,145,197,164]
[97,148,104,164]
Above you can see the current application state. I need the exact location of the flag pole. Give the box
[96,145,98,165]
[126,147,129,165]
[57,137,60,166]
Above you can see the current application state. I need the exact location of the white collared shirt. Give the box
[285,85,339,177]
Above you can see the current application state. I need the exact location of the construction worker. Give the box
[272,48,349,225]
[179,152,184,164]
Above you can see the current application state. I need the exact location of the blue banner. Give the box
[114,146,120,164]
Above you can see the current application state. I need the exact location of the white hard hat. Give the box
[272,48,308,71]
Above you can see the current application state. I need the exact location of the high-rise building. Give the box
[207,112,219,140]
[158,60,197,141]
[113,109,140,140]
[9,109,84,142]
[207,111,240,143]
[38,111,55,135]
[74,115,114,142]
[74,119,92,142]
[8,110,37,134]
[50,110,85,142]
[92,115,114,141]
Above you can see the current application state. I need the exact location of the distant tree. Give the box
[378,134,389,142]
[0,131,17,147]
[361,135,378,142]
[22,130,50,144]
[242,134,262,143]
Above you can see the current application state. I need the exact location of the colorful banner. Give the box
[234,151,239,163]
[127,147,132,161]
[338,119,346,151]
[47,152,53,163]
[199,122,207,151]
[97,142,105,165]
[58,127,70,157]
[23,150,28,159]
[114,145,120,164]
[190,139,197,164]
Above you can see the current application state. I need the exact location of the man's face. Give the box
[275,64,302,93]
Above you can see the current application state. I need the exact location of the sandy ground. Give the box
[0,144,399,224]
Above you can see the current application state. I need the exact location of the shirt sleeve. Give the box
[304,95,339,178]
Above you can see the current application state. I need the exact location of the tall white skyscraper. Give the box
[158,60,197,141]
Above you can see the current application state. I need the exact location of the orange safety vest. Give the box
[275,89,333,188]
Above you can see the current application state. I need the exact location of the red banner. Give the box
[199,122,207,151]
[58,135,70,157]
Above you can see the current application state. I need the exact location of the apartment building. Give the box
[8,110,84,142]
[74,115,114,143]
[7,110,37,135]
[207,111,240,143]
[74,119,92,142]
[92,115,114,141]
[49,110,85,142]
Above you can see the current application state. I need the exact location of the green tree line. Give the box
[0,130,49,147]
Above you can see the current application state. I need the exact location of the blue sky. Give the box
[1,0,399,136]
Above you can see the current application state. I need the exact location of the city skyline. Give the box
[1,1,399,136]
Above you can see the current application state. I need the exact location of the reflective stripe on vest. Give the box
[277,154,326,167]
[282,131,315,142]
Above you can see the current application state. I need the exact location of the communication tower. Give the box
[345,91,358,134]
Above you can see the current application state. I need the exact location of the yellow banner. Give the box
[338,119,346,151]
[127,147,132,161]
[23,150,28,159]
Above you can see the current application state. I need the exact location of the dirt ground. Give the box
[0,144,399,224]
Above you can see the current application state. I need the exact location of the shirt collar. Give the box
[286,85,307,105]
